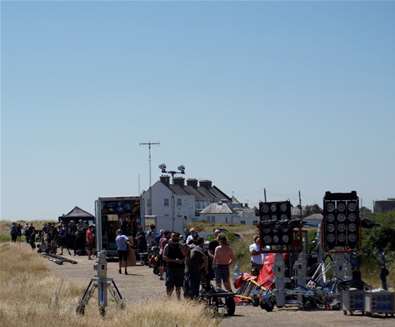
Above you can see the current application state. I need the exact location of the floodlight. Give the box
[348,223,357,232]
[158,163,167,173]
[337,202,346,212]
[337,213,346,222]
[280,202,288,213]
[273,235,280,244]
[348,234,357,243]
[282,235,289,243]
[327,214,335,223]
[327,234,336,243]
[327,224,336,233]
[326,202,335,213]
[337,223,346,233]
[270,203,277,212]
[338,233,346,243]
[348,201,357,212]
[322,191,360,251]
[177,165,185,174]
[348,213,357,222]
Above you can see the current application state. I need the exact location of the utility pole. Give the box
[138,173,141,195]
[298,190,302,218]
[139,141,160,215]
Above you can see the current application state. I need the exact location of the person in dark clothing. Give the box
[10,223,18,242]
[58,224,70,255]
[66,221,77,256]
[136,230,148,263]
[26,224,36,250]
[163,232,185,299]
[187,237,208,299]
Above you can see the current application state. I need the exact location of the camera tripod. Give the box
[76,251,125,316]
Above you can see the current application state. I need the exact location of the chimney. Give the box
[199,180,212,188]
[160,175,170,186]
[173,177,185,186]
[186,178,198,188]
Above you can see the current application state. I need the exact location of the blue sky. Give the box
[1,1,395,219]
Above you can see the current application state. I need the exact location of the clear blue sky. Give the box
[1,1,394,219]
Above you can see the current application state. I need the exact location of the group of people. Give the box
[10,222,36,249]
[10,220,96,260]
[126,226,237,300]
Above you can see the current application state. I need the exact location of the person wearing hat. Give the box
[86,225,95,260]
[186,228,199,245]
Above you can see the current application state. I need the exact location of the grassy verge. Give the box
[0,243,218,327]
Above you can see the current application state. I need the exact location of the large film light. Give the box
[257,201,297,248]
[258,201,291,222]
[322,191,360,251]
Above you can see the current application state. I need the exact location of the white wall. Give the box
[141,181,196,233]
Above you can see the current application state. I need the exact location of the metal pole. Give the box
[148,143,152,215]
[95,200,102,252]
[139,142,160,216]
[298,190,302,218]
[264,188,267,202]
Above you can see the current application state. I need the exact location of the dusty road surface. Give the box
[47,254,394,327]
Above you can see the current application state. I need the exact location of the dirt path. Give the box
[46,254,394,327]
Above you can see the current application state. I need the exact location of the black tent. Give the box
[59,206,95,224]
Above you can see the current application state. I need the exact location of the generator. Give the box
[364,290,395,317]
[342,289,365,315]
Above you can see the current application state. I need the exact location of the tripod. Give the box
[76,251,125,316]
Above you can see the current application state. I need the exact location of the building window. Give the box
[240,220,246,225]
[147,199,151,208]
[225,217,228,223]
[164,198,169,207]
[177,199,182,206]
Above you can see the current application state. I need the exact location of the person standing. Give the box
[146,224,157,247]
[249,235,265,276]
[115,229,132,274]
[158,231,170,280]
[86,225,95,260]
[10,223,18,242]
[213,235,235,291]
[207,229,221,280]
[187,237,208,299]
[27,224,36,250]
[163,232,185,300]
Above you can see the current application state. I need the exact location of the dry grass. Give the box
[0,243,218,327]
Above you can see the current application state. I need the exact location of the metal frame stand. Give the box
[76,200,125,317]
[274,253,287,307]
[76,251,125,316]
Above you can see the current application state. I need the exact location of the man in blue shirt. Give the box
[115,229,132,275]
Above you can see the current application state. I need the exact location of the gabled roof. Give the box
[168,184,191,196]
[183,185,207,201]
[62,206,94,218]
[201,202,234,215]
[158,178,231,203]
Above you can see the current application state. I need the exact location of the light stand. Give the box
[76,199,125,316]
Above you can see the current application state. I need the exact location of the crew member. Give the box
[115,229,132,275]
[249,235,264,276]
[86,225,95,260]
[163,232,185,299]
[187,237,208,299]
[213,235,235,291]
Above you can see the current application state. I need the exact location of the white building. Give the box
[141,176,231,233]
[200,198,259,225]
